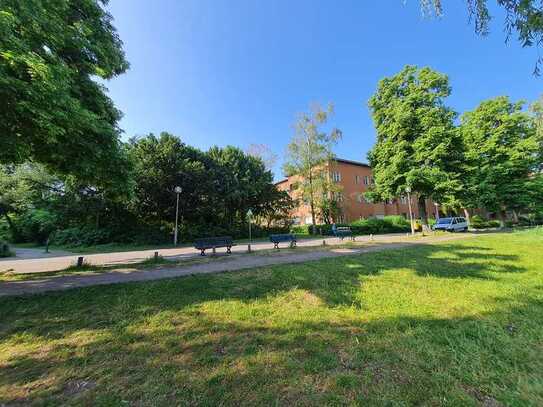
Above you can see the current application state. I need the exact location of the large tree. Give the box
[367,65,463,224]
[420,1,543,74]
[0,0,129,181]
[283,103,342,233]
[460,96,542,225]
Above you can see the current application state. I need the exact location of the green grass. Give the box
[1,229,542,405]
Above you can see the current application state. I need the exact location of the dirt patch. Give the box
[62,379,96,397]
[462,385,503,407]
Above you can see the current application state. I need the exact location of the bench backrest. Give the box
[269,234,296,243]
[194,236,234,248]
[336,227,351,232]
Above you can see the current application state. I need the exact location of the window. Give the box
[355,175,360,184]
[370,177,375,185]
[363,175,369,185]
[400,195,408,205]
[333,192,343,202]
[356,193,363,203]
[332,171,341,182]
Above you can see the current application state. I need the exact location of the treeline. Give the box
[367,66,543,226]
[0,133,295,246]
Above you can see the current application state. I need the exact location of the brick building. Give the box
[276,158,437,225]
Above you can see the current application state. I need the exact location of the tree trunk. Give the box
[418,196,428,225]
[308,169,317,234]
[462,208,471,223]
[3,213,18,241]
[497,209,506,228]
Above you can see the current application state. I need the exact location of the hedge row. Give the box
[291,216,412,236]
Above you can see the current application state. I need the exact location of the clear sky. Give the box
[104,0,541,180]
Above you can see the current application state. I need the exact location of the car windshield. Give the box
[437,217,453,224]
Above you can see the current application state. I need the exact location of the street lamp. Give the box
[174,186,182,246]
[405,187,415,236]
[246,209,253,253]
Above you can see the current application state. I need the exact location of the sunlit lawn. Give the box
[1,229,542,405]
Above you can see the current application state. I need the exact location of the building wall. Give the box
[277,159,438,225]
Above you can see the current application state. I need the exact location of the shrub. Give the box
[470,215,501,229]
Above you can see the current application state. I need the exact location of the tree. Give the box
[256,189,297,229]
[460,96,542,226]
[283,103,342,233]
[367,66,463,224]
[420,1,543,74]
[245,144,278,171]
[0,0,129,181]
[127,133,214,229]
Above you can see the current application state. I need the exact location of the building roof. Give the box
[334,158,371,168]
[274,158,370,185]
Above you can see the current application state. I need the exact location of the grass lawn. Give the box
[1,230,542,405]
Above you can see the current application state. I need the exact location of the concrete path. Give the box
[0,234,474,297]
[0,234,409,274]
[4,247,75,260]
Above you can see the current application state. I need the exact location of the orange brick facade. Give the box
[276,159,437,225]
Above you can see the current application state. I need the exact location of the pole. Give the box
[407,191,415,235]
[248,218,252,253]
[174,192,180,246]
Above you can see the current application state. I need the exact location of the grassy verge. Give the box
[1,230,542,405]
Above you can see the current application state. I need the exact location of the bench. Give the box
[334,227,354,241]
[269,234,297,249]
[194,236,236,256]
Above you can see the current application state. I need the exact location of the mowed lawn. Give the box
[1,231,542,406]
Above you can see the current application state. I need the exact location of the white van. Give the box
[432,217,468,232]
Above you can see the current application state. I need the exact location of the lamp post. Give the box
[406,187,415,236]
[434,202,440,221]
[246,209,253,253]
[174,186,182,246]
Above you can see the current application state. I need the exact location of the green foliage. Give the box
[460,96,542,223]
[421,1,543,74]
[291,216,411,236]
[0,0,130,182]
[283,103,342,230]
[470,215,502,229]
[367,66,463,222]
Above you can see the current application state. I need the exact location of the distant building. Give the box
[276,158,437,225]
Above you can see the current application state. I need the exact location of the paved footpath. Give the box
[0,234,411,274]
[0,234,474,297]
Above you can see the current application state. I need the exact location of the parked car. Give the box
[432,217,468,232]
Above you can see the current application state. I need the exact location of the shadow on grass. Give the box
[0,240,537,405]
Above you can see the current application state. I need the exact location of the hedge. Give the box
[291,216,411,236]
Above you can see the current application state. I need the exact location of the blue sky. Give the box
[104,0,540,180]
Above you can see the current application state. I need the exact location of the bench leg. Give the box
[274,242,279,250]
[290,241,295,248]
[212,247,216,256]
[200,249,206,256]
[227,246,231,254]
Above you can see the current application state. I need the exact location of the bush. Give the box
[470,215,501,229]
[0,241,13,258]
